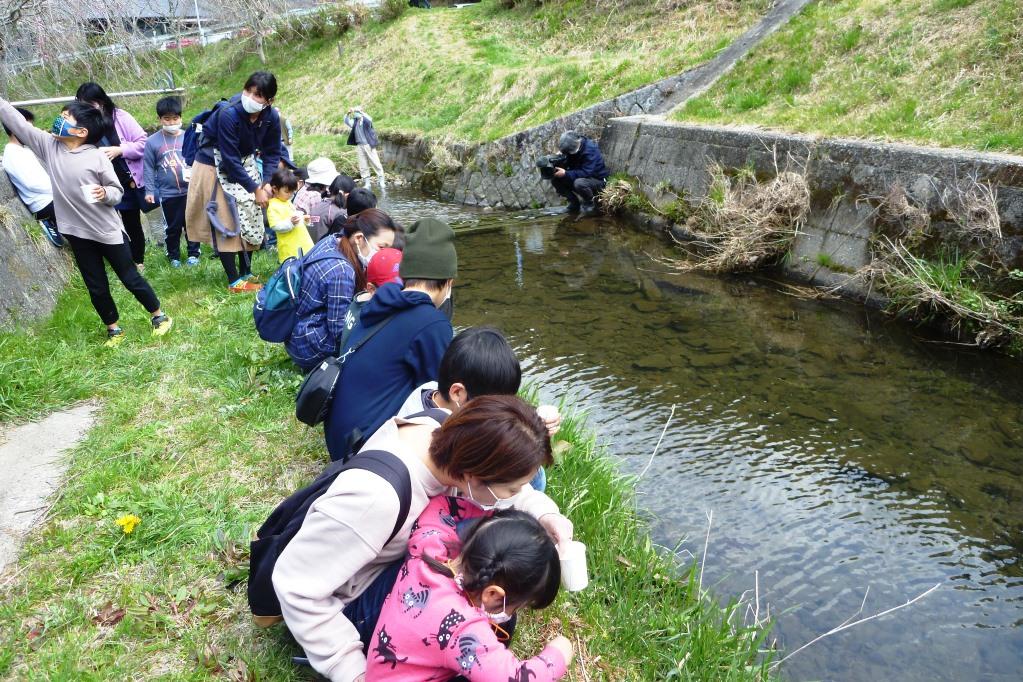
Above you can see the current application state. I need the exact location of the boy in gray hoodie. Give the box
[0,96,172,345]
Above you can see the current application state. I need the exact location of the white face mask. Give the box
[486,594,513,624]
[162,124,181,134]
[241,93,265,114]
[466,480,517,512]
[357,238,379,269]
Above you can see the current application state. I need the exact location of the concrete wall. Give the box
[385,111,1023,299]
[0,162,73,329]
[599,116,1023,293]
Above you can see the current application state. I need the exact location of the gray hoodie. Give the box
[0,98,125,244]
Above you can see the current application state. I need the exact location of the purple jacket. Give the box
[112,109,148,188]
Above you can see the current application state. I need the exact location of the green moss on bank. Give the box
[676,0,1023,153]
[0,249,770,679]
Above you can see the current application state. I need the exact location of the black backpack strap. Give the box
[402,408,450,425]
[345,450,413,545]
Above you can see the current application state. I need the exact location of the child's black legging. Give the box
[119,208,146,265]
[64,234,160,326]
[219,251,252,283]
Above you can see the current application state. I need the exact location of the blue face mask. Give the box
[51,116,80,138]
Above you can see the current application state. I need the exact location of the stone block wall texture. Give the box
[0,161,73,329]
[600,116,1023,293]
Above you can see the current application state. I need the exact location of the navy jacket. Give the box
[564,137,610,182]
[345,115,379,148]
[194,94,282,193]
[324,283,452,461]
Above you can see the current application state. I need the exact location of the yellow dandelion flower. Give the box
[115,514,141,534]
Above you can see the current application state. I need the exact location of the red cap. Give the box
[366,248,403,287]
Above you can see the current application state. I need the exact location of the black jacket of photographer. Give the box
[559,137,610,182]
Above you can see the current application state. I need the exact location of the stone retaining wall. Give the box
[380,72,689,210]
[0,162,73,329]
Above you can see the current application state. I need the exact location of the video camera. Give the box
[536,153,567,180]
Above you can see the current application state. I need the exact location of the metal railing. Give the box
[10,88,187,108]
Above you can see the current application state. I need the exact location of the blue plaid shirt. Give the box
[285,238,356,371]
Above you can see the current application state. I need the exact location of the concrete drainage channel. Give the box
[0,402,98,574]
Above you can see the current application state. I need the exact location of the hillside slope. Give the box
[8,0,770,153]
[675,0,1023,153]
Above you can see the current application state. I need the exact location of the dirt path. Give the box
[0,402,98,574]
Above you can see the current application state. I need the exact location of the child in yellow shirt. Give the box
[267,168,314,263]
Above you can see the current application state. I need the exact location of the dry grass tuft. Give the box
[669,161,810,273]
[942,176,1002,247]
[875,184,931,247]
[861,237,1021,348]
[426,142,463,174]
[597,178,637,214]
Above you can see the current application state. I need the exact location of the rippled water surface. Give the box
[381,190,1023,681]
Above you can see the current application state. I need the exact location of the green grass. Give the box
[0,247,771,679]
[675,0,1023,153]
[8,0,771,146]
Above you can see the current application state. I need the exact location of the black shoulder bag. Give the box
[294,315,395,427]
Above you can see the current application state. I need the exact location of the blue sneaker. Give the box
[186,256,200,266]
[170,259,181,268]
[40,220,64,248]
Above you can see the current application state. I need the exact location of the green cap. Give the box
[399,218,458,280]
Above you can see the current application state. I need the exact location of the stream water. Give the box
[380,189,1023,681]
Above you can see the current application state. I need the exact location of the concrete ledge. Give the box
[600,116,1023,291]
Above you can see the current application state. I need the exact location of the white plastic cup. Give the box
[537,404,559,422]
[182,166,192,183]
[81,184,99,203]
[559,540,588,592]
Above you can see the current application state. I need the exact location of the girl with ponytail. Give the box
[366,500,573,681]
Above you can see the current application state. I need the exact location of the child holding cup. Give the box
[366,498,573,681]
[266,167,314,263]
[0,96,172,346]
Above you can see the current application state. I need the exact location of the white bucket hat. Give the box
[306,157,339,186]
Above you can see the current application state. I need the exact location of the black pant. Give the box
[64,233,160,325]
[33,202,56,222]
[219,251,252,283]
[551,176,606,206]
[119,207,146,265]
[161,196,199,261]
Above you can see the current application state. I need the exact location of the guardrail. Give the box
[10,88,187,107]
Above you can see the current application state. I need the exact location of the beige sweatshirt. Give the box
[272,414,560,682]
[0,98,125,244]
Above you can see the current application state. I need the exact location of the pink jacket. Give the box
[366,496,568,682]
[112,108,147,188]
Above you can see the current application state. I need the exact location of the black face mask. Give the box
[440,292,454,321]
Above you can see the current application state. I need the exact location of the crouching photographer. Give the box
[537,131,610,216]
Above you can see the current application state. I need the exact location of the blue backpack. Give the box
[253,250,343,343]
[182,98,229,166]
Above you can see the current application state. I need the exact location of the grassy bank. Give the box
[676,0,1023,153]
[0,249,771,679]
[8,0,770,148]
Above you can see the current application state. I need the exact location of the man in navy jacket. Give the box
[324,218,457,462]
[550,130,609,217]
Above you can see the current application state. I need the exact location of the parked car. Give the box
[162,37,200,50]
